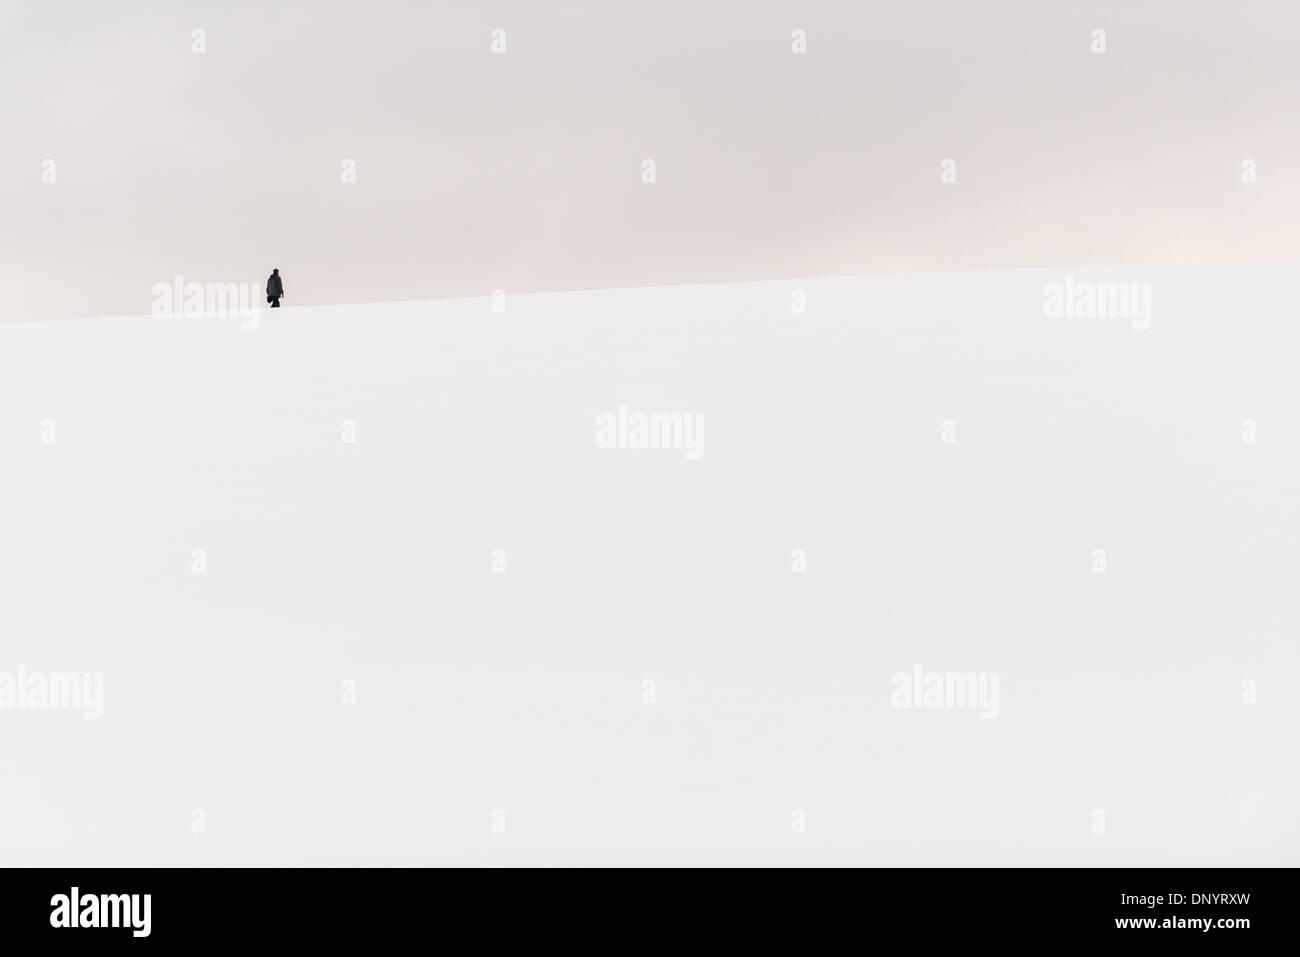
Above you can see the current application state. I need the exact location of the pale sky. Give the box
[3,0,1299,321]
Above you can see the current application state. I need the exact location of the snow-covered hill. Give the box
[2,265,1296,864]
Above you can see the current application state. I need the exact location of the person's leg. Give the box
[271,297,280,308]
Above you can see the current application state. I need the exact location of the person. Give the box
[266,268,284,307]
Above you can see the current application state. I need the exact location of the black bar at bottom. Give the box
[0,866,1284,945]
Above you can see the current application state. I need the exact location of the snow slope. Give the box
[1,265,1296,865]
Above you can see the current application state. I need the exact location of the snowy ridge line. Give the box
[4,259,1292,327]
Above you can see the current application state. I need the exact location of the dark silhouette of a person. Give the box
[267,268,284,308]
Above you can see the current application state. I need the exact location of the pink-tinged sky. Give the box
[3,0,1299,322]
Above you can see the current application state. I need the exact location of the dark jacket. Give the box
[267,273,283,298]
